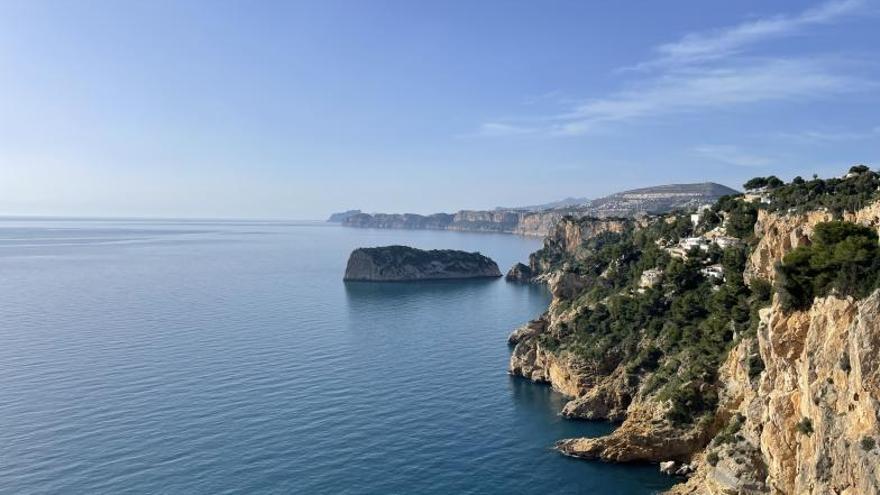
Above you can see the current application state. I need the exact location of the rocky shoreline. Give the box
[504,175,880,494]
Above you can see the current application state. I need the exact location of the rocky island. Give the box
[343,245,502,282]
[507,166,880,494]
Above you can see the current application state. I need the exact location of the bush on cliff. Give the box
[776,221,880,311]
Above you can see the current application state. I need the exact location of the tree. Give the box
[776,221,880,311]
[743,177,768,191]
[765,176,784,189]
[850,164,870,175]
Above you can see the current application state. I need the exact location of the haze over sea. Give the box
[0,218,673,494]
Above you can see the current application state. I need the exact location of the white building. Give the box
[700,264,725,280]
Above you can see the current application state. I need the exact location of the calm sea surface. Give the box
[0,219,674,494]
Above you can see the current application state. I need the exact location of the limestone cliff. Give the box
[671,202,880,494]
[337,182,735,237]
[507,175,880,494]
[513,216,632,280]
[746,201,880,284]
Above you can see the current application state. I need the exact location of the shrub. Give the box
[707,452,720,466]
[796,418,814,435]
[750,278,772,306]
[776,221,880,311]
[714,413,746,445]
[861,436,876,451]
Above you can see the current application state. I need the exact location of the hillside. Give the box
[584,183,739,217]
[506,166,880,494]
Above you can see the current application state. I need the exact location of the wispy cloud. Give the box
[551,58,868,135]
[692,144,776,167]
[475,0,873,137]
[640,0,865,69]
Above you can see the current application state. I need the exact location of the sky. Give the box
[0,0,878,219]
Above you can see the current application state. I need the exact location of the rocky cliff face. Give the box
[338,182,735,237]
[746,202,880,284]
[341,209,563,236]
[518,216,632,279]
[671,201,880,494]
[672,293,880,494]
[508,196,880,494]
[343,212,455,230]
[343,245,501,281]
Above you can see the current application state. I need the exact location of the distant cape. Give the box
[329,182,738,237]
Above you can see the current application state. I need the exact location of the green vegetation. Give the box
[702,194,760,240]
[534,214,766,424]
[796,418,814,436]
[861,436,876,451]
[743,176,784,191]
[525,166,880,427]
[764,166,879,216]
[706,451,720,466]
[776,221,880,311]
[713,413,746,446]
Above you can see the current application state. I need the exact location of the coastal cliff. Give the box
[333,182,736,237]
[508,168,880,494]
[343,245,501,281]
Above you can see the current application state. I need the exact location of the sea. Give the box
[0,218,675,494]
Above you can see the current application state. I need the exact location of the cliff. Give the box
[670,292,880,494]
[343,245,501,281]
[337,182,735,237]
[327,209,362,222]
[343,212,455,230]
[507,169,880,494]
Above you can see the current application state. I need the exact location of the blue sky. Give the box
[1,0,878,218]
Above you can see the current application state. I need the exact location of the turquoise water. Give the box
[0,219,674,494]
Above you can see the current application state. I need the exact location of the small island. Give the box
[343,245,502,282]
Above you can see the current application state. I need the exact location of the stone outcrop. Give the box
[343,245,501,281]
[505,262,534,283]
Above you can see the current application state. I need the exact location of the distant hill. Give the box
[583,182,739,217]
[332,182,738,236]
[496,196,591,212]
